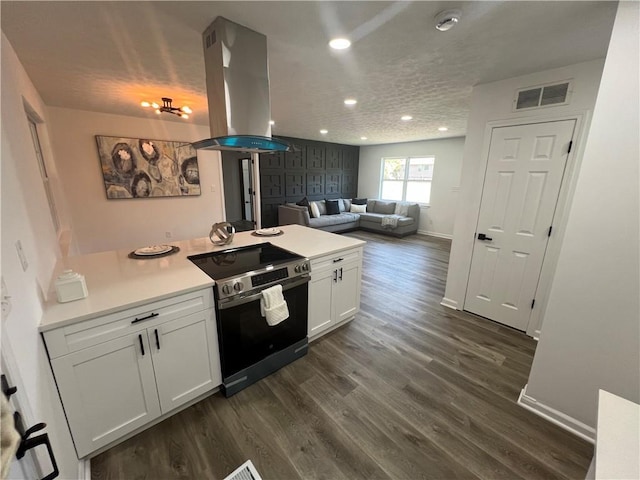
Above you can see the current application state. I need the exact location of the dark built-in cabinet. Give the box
[259,136,359,227]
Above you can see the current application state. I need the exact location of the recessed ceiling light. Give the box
[344,98,357,106]
[361,136,368,140]
[329,38,351,50]
[435,10,461,32]
[401,115,413,121]
[269,120,275,125]
[438,126,448,131]
[320,129,328,134]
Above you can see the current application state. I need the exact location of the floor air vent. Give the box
[224,460,263,480]
[515,82,571,110]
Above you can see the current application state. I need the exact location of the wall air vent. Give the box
[514,81,572,111]
[205,30,216,49]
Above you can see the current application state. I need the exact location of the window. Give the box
[27,115,60,232]
[380,156,434,204]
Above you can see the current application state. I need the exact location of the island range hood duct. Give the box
[192,17,293,153]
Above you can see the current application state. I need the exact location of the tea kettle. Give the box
[209,222,235,246]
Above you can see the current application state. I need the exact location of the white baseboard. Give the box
[80,458,91,480]
[440,297,459,310]
[517,385,595,443]
[418,229,453,240]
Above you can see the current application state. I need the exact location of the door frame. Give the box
[461,111,590,337]
[238,158,253,222]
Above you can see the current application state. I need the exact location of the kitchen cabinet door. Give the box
[50,332,161,458]
[333,260,361,323]
[151,309,221,413]
[308,247,363,340]
[308,266,334,337]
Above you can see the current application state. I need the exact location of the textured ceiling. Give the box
[1,1,617,146]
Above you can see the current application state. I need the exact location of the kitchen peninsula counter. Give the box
[39,224,365,331]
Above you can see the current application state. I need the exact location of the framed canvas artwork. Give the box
[95,135,201,199]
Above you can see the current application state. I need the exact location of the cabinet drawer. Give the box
[311,247,362,273]
[44,288,214,359]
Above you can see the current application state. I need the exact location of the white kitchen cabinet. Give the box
[43,288,221,457]
[308,247,362,339]
[50,331,161,457]
[151,309,220,412]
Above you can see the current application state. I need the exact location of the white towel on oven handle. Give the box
[260,284,290,326]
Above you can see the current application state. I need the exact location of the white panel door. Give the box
[51,332,160,457]
[151,310,221,413]
[465,120,575,331]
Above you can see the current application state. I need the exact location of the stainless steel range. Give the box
[188,243,310,396]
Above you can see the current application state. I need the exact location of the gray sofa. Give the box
[278,199,420,236]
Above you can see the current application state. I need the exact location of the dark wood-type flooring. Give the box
[91,231,593,480]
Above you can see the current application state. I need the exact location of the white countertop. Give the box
[39,225,365,332]
[595,390,640,479]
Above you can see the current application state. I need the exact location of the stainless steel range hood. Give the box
[193,17,293,153]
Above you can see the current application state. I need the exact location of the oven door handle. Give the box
[218,275,310,310]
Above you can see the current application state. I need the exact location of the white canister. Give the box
[55,270,88,303]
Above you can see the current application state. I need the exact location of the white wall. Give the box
[46,107,225,254]
[1,33,81,478]
[358,137,465,238]
[442,59,606,328]
[524,1,639,431]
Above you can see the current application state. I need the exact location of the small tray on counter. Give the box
[128,245,180,259]
[251,228,283,237]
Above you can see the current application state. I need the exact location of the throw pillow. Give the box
[343,198,352,212]
[350,204,366,213]
[309,201,321,218]
[395,202,410,216]
[374,201,396,214]
[296,196,311,215]
[316,200,327,216]
[337,198,346,212]
[352,198,367,205]
[325,199,340,215]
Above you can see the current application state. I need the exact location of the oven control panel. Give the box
[294,263,310,273]
[252,267,288,288]
[217,260,310,300]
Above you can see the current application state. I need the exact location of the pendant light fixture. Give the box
[141,97,192,119]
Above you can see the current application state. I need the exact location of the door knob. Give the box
[477,233,493,241]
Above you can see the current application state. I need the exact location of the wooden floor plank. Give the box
[91,231,592,480]
[266,368,391,480]
[301,372,481,480]
[314,335,566,480]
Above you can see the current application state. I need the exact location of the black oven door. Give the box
[216,276,309,379]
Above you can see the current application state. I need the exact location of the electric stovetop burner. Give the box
[187,242,302,280]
